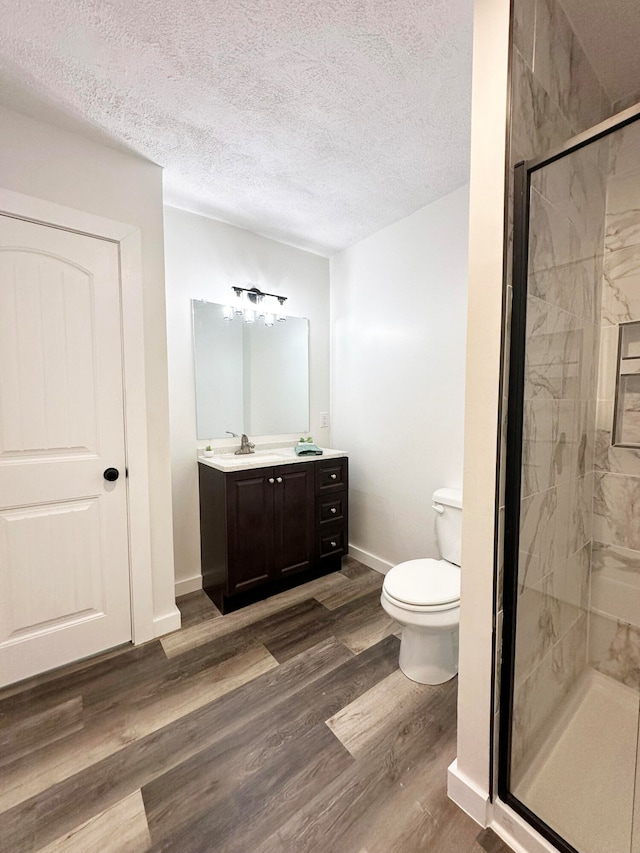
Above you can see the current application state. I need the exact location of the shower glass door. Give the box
[500,105,640,853]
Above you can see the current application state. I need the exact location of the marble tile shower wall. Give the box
[510,145,606,774]
[500,0,611,776]
[590,119,640,688]
[614,89,640,114]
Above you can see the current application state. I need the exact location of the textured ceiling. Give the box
[0,0,473,255]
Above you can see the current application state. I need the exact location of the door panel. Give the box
[0,251,98,456]
[1,498,104,635]
[0,215,131,686]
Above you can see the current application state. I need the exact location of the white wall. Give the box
[446,0,509,827]
[164,206,330,593]
[0,105,177,632]
[330,185,469,570]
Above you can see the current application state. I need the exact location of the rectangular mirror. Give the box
[192,299,310,439]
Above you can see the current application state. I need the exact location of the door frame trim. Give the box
[0,186,155,645]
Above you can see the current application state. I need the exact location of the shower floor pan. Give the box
[514,670,639,853]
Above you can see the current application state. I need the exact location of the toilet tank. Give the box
[432,487,463,567]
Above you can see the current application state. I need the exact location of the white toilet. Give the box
[380,487,462,685]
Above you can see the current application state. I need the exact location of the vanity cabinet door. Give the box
[273,463,315,578]
[226,469,275,595]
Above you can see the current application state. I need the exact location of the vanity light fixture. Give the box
[230,286,288,325]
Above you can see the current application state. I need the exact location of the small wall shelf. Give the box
[613,320,640,448]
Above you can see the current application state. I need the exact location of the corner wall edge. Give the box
[447,758,490,827]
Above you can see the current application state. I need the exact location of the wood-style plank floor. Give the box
[0,559,512,853]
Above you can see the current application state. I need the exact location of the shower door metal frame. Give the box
[498,101,640,853]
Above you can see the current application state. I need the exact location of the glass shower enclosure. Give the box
[500,104,640,853]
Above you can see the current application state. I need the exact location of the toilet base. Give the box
[398,624,459,685]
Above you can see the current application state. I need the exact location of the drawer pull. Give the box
[330,507,337,514]
[330,473,337,480]
[330,540,337,548]
[276,477,283,483]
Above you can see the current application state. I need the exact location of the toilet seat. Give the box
[383,558,460,612]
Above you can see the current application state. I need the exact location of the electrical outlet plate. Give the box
[320,411,329,429]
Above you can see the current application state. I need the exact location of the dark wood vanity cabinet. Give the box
[198,456,348,612]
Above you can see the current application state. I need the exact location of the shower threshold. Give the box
[514,669,639,853]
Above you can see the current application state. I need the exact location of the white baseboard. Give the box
[489,799,559,853]
[447,759,490,827]
[348,545,393,575]
[175,574,203,597]
[153,606,182,637]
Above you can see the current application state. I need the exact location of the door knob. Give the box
[330,507,337,514]
[103,467,120,482]
[330,541,338,548]
[276,477,283,483]
[330,473,337,480]
[268,478,275,484]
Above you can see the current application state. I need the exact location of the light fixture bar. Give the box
[232,285,287,307]
[228,285,288,325]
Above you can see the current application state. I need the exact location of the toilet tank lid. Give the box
[432,487,462,509]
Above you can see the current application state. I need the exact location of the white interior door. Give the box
[0,214,132,687]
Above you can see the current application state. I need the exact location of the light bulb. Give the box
[233,290,244,315]
[264,312,274,326]
[244,308,256,324]
[222,305,233,320]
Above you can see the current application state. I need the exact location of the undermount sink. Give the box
[208,451,290,469]
[227,452,285,463]
[199,446,347,473]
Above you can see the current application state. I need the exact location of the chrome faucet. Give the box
[234,434,255,455]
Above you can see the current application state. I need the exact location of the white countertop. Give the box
[198,446,348,473]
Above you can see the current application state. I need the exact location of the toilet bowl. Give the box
[380,488,462,685]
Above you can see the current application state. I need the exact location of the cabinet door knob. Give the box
[330,473,337,480]
[268,478,275,484]
[330,540,337,548]
[330,507,337,514]
[276,477,283,483]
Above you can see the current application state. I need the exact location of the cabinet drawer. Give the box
[319,526,346,558]
[316,458,348,493]
[318,493,347,525]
